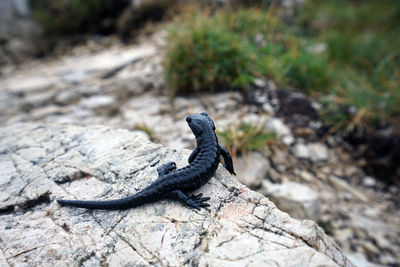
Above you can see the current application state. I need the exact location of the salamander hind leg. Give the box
[164,190,210,210]
[157,162,177,176]
[219,145,236,175]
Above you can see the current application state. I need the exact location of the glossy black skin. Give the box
[57,112,235,210]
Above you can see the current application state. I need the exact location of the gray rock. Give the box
[235,152,270,189]
[282,134,295,146]
[60,69,90,84]
[3,38,39,62]
[265,118,291,136]
[253,78,267,87]
[0,0,43,64]
[0,30,164,127]
[346,253,384,267]
[294,142,329,162]
[3,74,56,94]
[294,143,310,159]
[308,143,329,162]
[328,175,368,202]
[349,211,398,261]
[262,181,321,221]
[298,170,317,183]
[79,95,119,115]
[0,123,353,266]
[362,176,376,187]
[54,90,82,106]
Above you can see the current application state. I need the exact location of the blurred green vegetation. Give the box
[164,8,332,96]
[164,1,400,128]
[218,121,276,158]
[164,11,256,96]
[297,0,400,125]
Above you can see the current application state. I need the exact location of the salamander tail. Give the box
[57,192,149,210]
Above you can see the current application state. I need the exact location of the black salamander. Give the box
[57,112,235,210]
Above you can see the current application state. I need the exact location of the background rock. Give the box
[79,95,119,115]
[234,151,270,189]
[293,142,329,162]
[262,181,321,221]
[0,123,353,266]
[0,0,43,65]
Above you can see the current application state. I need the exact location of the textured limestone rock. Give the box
[262,181,321,221]
[0,0,43,65]
[0,123,354,266]
[293,142,329,162]
[235,152,270,189]
[79,95,119,115]
[0,42,157,122]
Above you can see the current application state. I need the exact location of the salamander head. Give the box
[186,112,216,138]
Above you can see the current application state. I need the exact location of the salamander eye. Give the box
[200,112,208,117]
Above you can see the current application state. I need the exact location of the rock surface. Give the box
[293,142,329,162]
[262,181,321,221]
[0,0,42,65]
[234,152,270,189]
[0,123,353,266]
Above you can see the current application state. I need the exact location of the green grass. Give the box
[164,2,400,128]
[164,11,256,96]
[218,121,276,158]
[220,9,334,93]
[164,8,334,96]
[297,0,400,125]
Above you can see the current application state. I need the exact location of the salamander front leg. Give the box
[157,162,177,176]
[218,145,236,175]
[164,190,210,210]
